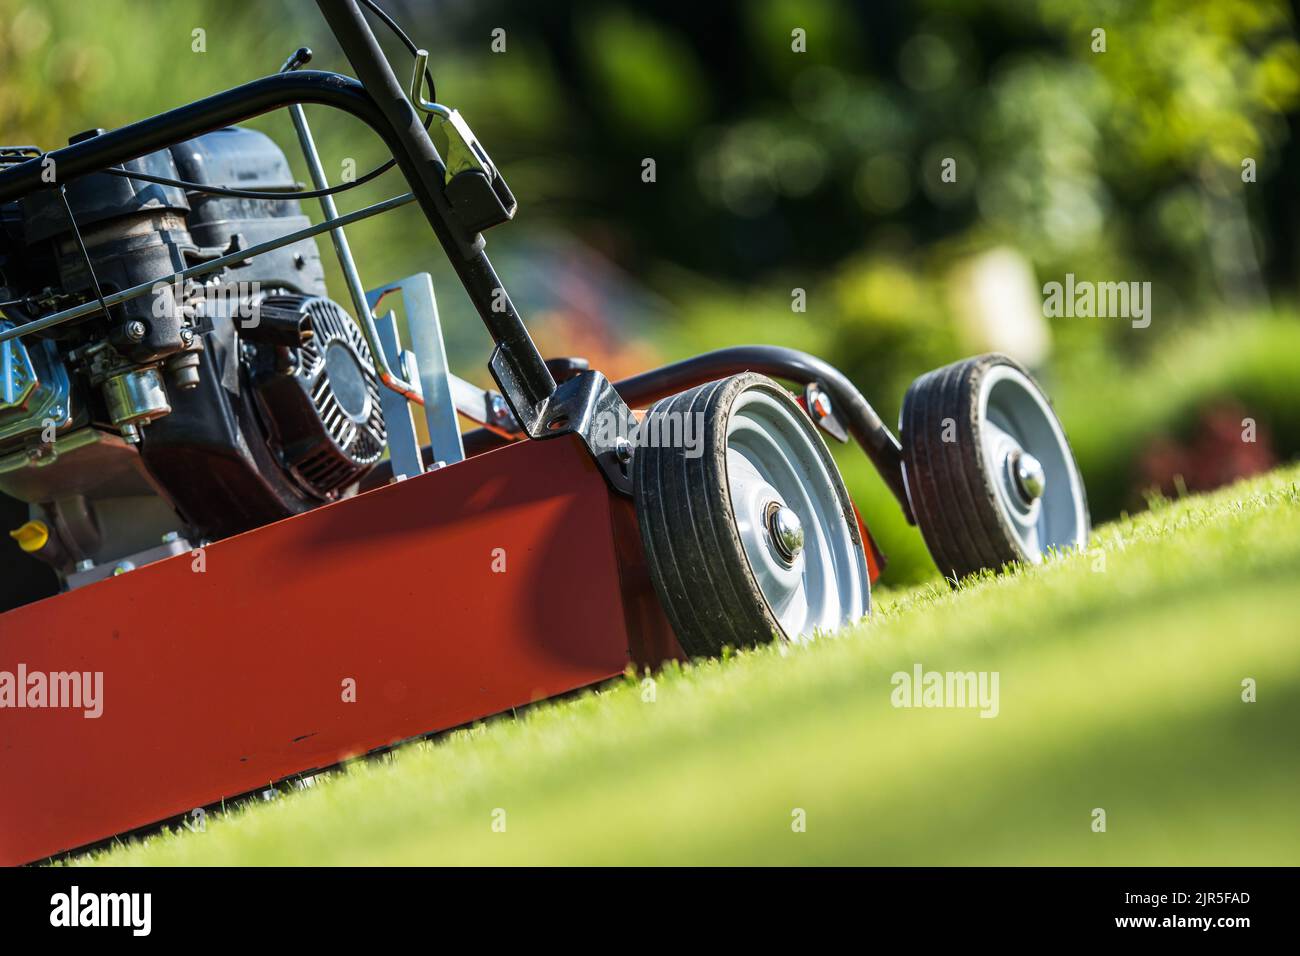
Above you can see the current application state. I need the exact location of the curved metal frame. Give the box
[614,346,910,517]
[452,347,914,521]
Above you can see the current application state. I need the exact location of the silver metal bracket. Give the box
[372,310,425,479]
[366,274,464,468]
[804,381,849,444]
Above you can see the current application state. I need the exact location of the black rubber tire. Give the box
[899,353,1089,583]
[632,373,864,658]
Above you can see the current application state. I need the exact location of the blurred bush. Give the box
[1055,313,1300,520]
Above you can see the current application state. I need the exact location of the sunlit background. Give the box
[4,0,1298,584]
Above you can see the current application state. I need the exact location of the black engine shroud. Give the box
[0,126,385,544]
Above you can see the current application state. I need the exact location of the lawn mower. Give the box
[0,0,1089,866]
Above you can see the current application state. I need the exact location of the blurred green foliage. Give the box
[3,0,1298,584]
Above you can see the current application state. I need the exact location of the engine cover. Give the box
[1,127,388,608]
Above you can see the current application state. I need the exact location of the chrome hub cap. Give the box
[725,390,870,641]
[978,366,1088,562]
[1008,449,1046,504]
[765,501,805,565]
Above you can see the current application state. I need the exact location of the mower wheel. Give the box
[899,353,1089,582]
[633,373,870,657]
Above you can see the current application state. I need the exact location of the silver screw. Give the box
[125,320,147,341]
[614,437,634,465]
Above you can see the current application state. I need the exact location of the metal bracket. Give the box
[366,272,530,469]
[804,382,849,444]
[372,310,425,479]
[490,347,637,495]
[407,50,517,234]
[407,51,491,182]
[366,274,464,468]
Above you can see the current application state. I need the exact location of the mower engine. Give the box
[0,127,385,604]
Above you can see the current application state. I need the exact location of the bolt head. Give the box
[1012,451,1046,502]
[810,391,833,419]
[767,503,805,563]
[126,321,147,341]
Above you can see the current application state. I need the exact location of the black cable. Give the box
[98,0,435,201]
[359,0,436,104]
[100,156,396,200]
[57,185,112,323]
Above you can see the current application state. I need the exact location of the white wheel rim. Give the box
[977,365,1088,561]
[724,390,870,641]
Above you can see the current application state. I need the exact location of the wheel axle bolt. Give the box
[766,502,805,563]
[1011,450,1046,502]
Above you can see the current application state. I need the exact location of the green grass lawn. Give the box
[78,464,1300,866]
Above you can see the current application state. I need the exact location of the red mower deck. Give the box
[0,435,681,866]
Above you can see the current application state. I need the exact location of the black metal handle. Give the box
[314,0,558,415]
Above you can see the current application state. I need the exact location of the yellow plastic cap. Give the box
[9,520,49,553]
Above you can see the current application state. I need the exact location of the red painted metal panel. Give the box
[0,435,654,865]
